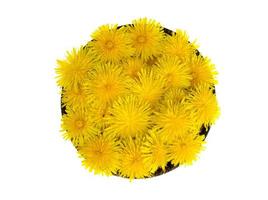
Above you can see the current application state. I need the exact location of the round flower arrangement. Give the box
[56,18,220,180]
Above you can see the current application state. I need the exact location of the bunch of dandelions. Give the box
[56,18,220,180]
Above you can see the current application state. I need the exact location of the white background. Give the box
[0,0,268,199]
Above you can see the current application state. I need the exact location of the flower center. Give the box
[105,40,114,49]
[180,142,186,148]
[75,120,85,129]
[94,149,104,156]
[131,154,141,165]
[137,35,147,44]
[165,73,174,84]
[104,83,113,91]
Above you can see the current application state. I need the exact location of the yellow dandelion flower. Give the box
[119,137,150,180]
[122,57,145,79]
[155,101,196,140]
[62,85,90,111]
[86,63,131,106]
[188,55,218,87]
[187,84,220,128]
[131,69,165,105]
[155,56,192,88]
[163,30,196,61]
[128,18,165,60]
[61,109,97,146]
[79,134,121,175]
[106,95,152,138]
[90,104,109,129]
[163,87,187,104]
[167,132,205,166]
[56,47,95,89]
[89,24,133,63]
[141,128,167,173]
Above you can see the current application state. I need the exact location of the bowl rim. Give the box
[60,25,213,179]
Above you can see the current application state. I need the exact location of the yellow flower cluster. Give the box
[56,18,220,180]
